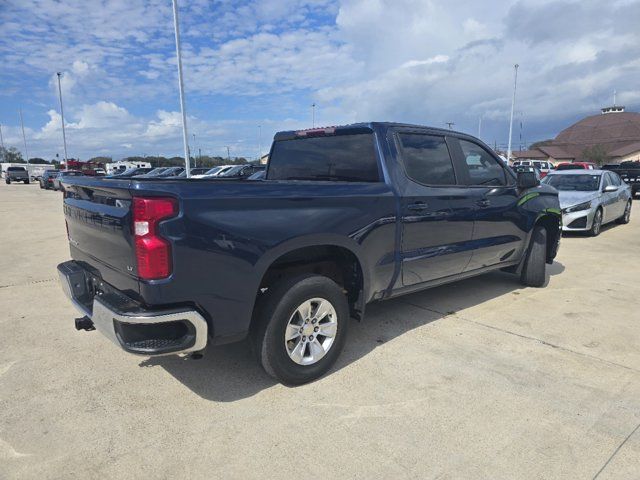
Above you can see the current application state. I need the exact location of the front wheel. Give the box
[520,226,547,288]
[5,178,10,184]
[24,179,30,184]
[616,201,631,224]
[589,208,603,236]
[252,274,349,385]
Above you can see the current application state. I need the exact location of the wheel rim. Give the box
[593,211,602,234]
[284,298,338,366]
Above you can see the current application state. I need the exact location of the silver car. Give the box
[542,169,632,236]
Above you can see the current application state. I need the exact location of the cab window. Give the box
[458,139,507,186]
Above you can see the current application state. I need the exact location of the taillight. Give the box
[132,197,178,280]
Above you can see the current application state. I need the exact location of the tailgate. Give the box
[62,178,138,292]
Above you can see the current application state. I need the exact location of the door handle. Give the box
[476,199,491,208]
[407,202,429,211]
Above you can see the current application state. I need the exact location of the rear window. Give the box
[8,167,26,171]
[267,133,380,182]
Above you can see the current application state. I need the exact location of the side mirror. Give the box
[517,171,540,189]
[603,185,618,193]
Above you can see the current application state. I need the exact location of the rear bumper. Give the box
[57,260,208,356]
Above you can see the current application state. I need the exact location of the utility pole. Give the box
[0,124,4,159]
[311,103,316,128]
[477,116,482,139]
[506,64,519,164]
[56,72,69,168]
[19,108,29,163]
[258,125,262,161]
[445,122,455,130]
[192,133,196,167]
[226,146,231,162]
[171,0,191,177]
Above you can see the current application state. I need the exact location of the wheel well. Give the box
[254,245,365,324]
[536,215,561,263]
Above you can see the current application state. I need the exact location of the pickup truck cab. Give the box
[58,122,561,384]
[5,166,30,184]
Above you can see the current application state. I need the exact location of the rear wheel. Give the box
[24,179,29,184]
[252,274,349,385]
[589,208,603,236]
[6,178,10,184]
[616,201,631,224]
[520,226,547,288]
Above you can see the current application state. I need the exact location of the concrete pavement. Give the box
[1,182,638,479]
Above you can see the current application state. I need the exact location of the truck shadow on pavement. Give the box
[139,262,564,402]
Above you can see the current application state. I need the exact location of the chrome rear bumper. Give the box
[58,261,208,356]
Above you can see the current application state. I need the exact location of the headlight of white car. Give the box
[565,201,592,213]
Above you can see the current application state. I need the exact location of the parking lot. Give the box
[1,182,639,479]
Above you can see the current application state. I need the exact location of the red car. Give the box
[555,162,597,171]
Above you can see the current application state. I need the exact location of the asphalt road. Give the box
[1,182,639,479]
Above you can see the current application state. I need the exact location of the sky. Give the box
[1,0,639,161]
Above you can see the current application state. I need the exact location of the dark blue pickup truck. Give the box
[58,122,561,384]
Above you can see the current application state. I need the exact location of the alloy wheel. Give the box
[284,298,338,366]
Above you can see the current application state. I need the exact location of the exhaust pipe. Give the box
[75,316,95,331]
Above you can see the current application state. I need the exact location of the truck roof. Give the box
[273,122,470,141]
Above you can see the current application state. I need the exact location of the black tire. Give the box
[6,178,10,184]
[616,201,631,224]
[24,179,30,184]
[520,226,547,288]
[252,274,349,385]
[589,208,603,236]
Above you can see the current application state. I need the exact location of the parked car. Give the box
[217,164,265,179]
[5,166,29,184]
[513,160,553,177]
[190,165,234,179]
[39,170,60,189]
[177,167,209,177]
[58,122,561,385]
[133,167,170,178]
[136,166,184,178]
[602,161,640,198]
[542,169,632,236]
[52,171,84,191]
[107,167,154,178]
[555,162,596,171]
[247,169,266,180]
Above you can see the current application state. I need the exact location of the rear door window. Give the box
[397,133,456,185]
[458,139,507,186]
[267,133,380,182]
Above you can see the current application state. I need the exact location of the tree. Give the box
[88,156,113,164]
[0,147,24,163]
[28,157,48,164]
[581,144,609,166]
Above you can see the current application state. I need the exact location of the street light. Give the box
[19,108,29,163]
[312,103,316,128]
[56,72,69,168]
[506,64,519,164]
[171,0,191,177]
[258,125,262,161]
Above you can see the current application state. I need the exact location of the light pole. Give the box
[0,124,4,160]
[258,125,262,161]
[477,115,482,140]
[311,103,316,128]
[171,0,191,177]
[225,146,231,162]
[192,133,196,167]
[56,72,69,168]
[506,64,519,164]
[19,108,29,163]
[445,121,455,130]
